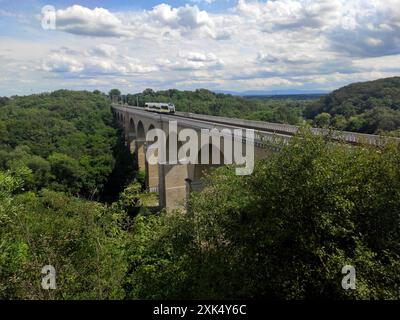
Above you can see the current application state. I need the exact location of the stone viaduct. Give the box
[112,103,384,210]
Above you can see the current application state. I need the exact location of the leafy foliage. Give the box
[0,90,134,200]
[0,170,132,300]
[127,131,400,299]
[305,77,400,134]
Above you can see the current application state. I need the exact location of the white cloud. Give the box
[236,0,343,31]
[42,46,158,76]
[42,53,84,73]
[149,4,212,30]
[158,51,224,71]
[179,51,217,62]
[52,4,231,40]
[327,0,400,57]
[55,5,132,37]
[90,44,117,57]
[190,0,215,4]
[147,3,230,40]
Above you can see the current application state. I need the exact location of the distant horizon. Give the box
[5,75,400,98]
[2,88,329,98]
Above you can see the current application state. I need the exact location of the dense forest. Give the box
[0,90,136,201]
[304,77,400,134]
[1,84,400,299]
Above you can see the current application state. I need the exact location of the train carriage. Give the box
[144,102,175,114]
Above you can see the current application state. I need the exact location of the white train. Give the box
[144,102,175,114]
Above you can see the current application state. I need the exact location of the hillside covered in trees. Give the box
[304,77,400,134]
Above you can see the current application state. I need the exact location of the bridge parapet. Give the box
[175,111,398,146]
[112,103,398,147]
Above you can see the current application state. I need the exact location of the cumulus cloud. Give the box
[159,51,224,71]
[42,45,158,76]
[149,4,211,29]
[147,4,230,39]
[90,44,117,57]
[48,1,400,58]
[52,4,231,40]
[55,5,132,37]
[179,51,218,62]
[328,0,400,57]
[42,53,84,73]
[236,0,342,31]
[235,0,400,57]
[256,51,317,65]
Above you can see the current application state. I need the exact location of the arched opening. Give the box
[146,124,159,195]
[129,118,136,134]
[135,120,147,173]
[137,121,145,139]
[146,124,158,163]
[128,118,136,153]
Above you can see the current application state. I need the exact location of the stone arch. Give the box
[146,124,158,162]
[135,120,147,173]
[145,121,161,139]
[127,118,136,152]
[146,124,159,193]
[129,118,136,135]
[137,120,145,139]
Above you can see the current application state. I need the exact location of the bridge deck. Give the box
[112,103,399,146]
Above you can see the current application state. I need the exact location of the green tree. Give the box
[109,89,121,99]
[314,112,332,127]
[48,153,85,194]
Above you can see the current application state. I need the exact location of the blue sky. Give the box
[0,0,400,96]
[1,0,235,12]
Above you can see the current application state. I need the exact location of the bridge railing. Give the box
[175,111,397,146]
[112,103,399,146]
